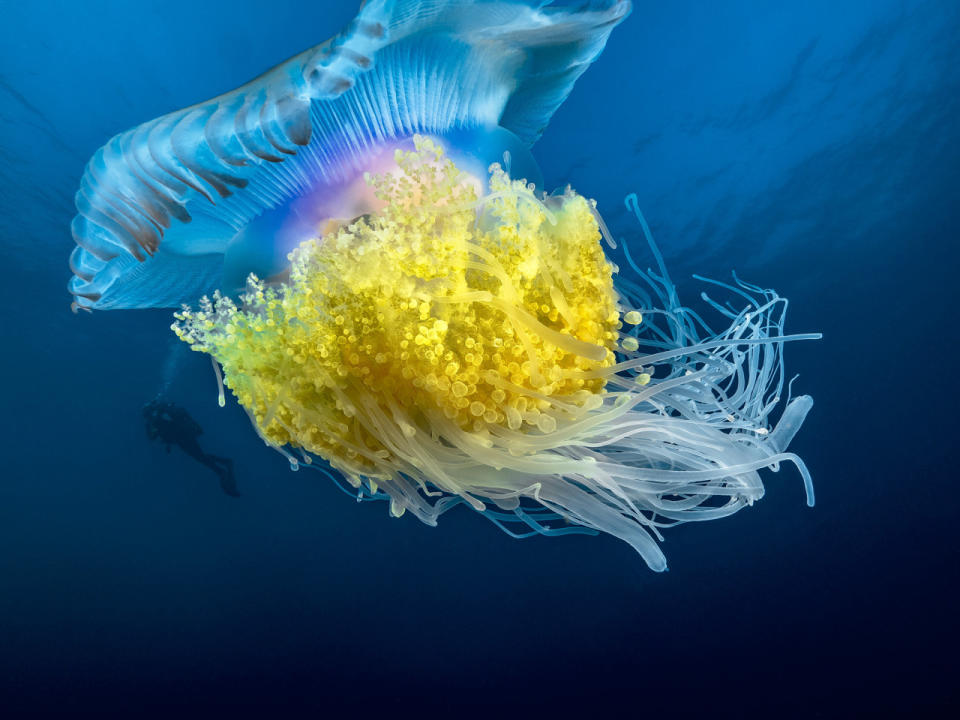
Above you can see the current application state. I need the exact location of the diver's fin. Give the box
[219,475,241,498]
[213,458,240,498]
[70,0,631,309]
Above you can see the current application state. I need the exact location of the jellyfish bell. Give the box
[68,0,610,310]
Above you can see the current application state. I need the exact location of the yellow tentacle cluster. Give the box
[173,137,629,482]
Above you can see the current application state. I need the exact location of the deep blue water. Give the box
[1,0,957,715]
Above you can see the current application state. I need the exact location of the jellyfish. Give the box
[70,0,820,571]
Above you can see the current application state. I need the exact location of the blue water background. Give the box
[1,0,957,714]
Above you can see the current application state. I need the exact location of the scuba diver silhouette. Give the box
[143,398,239,497]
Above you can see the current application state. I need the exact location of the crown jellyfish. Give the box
[70,0,820,571]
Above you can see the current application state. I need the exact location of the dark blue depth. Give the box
[1,1,957,716]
